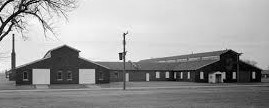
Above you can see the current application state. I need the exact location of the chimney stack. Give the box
[11,34,16,80]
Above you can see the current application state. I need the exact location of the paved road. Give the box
[0,83,268,93]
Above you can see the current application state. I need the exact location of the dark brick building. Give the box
[97,49,262,83]
[13,45,110,85]
[12,45,261,85]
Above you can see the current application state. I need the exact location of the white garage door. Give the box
[32,69,50,84]
[79,69,95,84]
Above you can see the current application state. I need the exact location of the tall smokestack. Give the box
[11,34,16,80]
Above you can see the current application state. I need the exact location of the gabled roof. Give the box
[139,49,235,63]
[173,60,219,70]
[262,70,269,74]
[239,60,263,71]
[78,57,111,69]
[43,45,80,58]
[15,58,50,70]
[96,60,218,71]
[15,45,81,69]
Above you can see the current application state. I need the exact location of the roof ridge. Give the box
[43,44,81,58]
[139,49,230,62]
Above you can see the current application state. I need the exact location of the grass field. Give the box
[0,85,268,108]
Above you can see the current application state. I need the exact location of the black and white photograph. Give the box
[0,0,269,107]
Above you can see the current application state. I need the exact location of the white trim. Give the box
[67,70,72,80]
[156,71,160,78]
[180,72,183,79]
[222,72,226,79]
[57,71,63,81]
[200,71,204,79]
[174,72,177,79]
[125,73,129,82]
[23,71,29,81]
[146,73,150,81]
[187,72,190,79]
[232,72,236,79]
[79,57,111,69]
[165,72,169,78]
[252,71,256,79]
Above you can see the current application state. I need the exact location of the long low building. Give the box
[10,45,261,85]
[97,49,262,83]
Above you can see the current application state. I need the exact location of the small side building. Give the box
[12,45,110,85]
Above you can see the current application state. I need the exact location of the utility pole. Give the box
[122,31,128,90]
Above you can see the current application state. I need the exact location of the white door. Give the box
[32,69,50,84]
[79,69,95,84]
[125,73,129,82]
[146,73,150,81]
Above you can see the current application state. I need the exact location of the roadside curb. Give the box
[0,84,268,93]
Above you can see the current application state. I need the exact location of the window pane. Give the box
[252,72,256,79]
[233,72,236,79]
[156,72,160,78]
[187,72,190,79]
[200,72,204,79]
[57,71,62,80]
[67,71,72,80]
[165,72,169,78]
[23,71,28,80]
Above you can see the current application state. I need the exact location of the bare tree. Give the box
[0,0,77,42]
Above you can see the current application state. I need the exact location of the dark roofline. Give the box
[239,60,262,71]
[79,57,111,70]
[15,58,50,70]
[97,60,219,71]
[139,49,236,62]
[43,44,81,58]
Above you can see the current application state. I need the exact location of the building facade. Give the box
[11,45,261,85]
[13,45,110,85]
[98,49,261,83]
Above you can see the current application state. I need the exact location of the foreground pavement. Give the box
[0,82,268,93]
[0,84,268,108]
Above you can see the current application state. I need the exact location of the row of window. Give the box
[22,71,73,81]
[22,71,257,81]
[155,72,191,79]
[155,71,256,80]
[200,71,256,80]
[157,56,220,63]
[57,71,72,81]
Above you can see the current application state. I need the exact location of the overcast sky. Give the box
[1,0,269,71]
